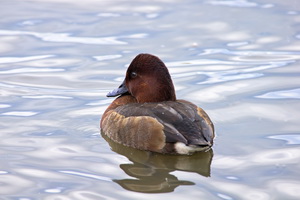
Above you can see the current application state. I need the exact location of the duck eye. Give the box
[131,72,137,78]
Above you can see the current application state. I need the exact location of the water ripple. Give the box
[217,193,234,200]
[256,88,300,99]
[22,95,73,99]
[214,147,300,169]
[97,13,121,17]
[44,187,63,194]
[272,180,300,199]
[168,60,292,85]
[59,170,112,182]
[205,0,257,7]
[0,55,54,64]
[0,30,148,45]
[0,104,11,108]
[93,54,122,61]
[167,49,297,85]
[1,111,38,117]
[198,48,300,61]
[0,67,64,74]
[268,134,300,145]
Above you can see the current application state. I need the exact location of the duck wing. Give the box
[114,101,214,146]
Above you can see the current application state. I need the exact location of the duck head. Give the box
[107,54,176,103]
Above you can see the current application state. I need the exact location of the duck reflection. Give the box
[101,132,213,193]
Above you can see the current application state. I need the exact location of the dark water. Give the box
[0,0,300,199]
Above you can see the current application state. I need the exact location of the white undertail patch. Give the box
[174,142,210,155]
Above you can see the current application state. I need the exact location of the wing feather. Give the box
[113,101,214,146]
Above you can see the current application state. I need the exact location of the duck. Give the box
[100,53,214,155]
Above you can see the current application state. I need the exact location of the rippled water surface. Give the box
[1,0,300,199]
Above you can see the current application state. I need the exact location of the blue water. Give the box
[1,0,300,199]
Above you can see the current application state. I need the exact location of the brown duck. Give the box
[101,53,214,155]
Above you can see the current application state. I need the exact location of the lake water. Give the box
[1,0,300,199]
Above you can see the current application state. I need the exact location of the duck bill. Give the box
[106,80,129,97]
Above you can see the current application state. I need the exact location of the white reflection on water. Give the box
[213,147,300,169]
[44,191,117,200]
[0,55,54,64]
[22,95,73,99]
[217,193,233,200]
[166,49,298,87]
[0,67,64,74]
[20,58,82,67]
[0,174,35,195]
[198,49,300,61]
[210,102,299,122]
[0,30,148,45]
[272,181,300,199]
[97,13,121,17]
[1,111,38,116]
[59,170,112,182]
[227,41,249,47]
[212,180,270,200]
[93,54,122,61]
[44,187,63,194]
[256,88,300,99]
[206,0,258,7]
[16,168,67,179]
[0,104,11,108]
[268,134,300,144]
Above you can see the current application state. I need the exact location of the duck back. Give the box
[101,99,214,154]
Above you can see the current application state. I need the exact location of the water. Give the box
[0,0,300,199]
